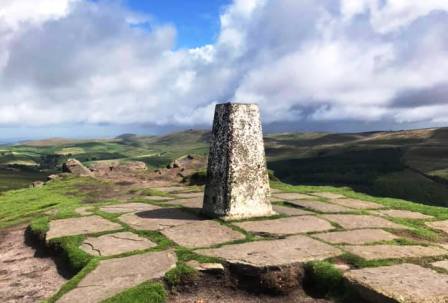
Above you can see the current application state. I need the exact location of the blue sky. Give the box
[125,0,230,48]
[0,0,448,140]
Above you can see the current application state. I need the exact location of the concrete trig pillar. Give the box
[202,103,274,220]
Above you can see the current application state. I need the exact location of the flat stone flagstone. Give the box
[345,263,448,303]
[170,197,203,209]
[342,244,448,260]
[173,192,204,199]
[310,192,346,199]
[196,235,342,268]
[46,216,122,240]
[75,206,93,216]
[287,200,354,213]
[151,186,187,193]
[374,209,433,220]
[234,216,334,235]
[432,260,448,271]
[100,203,160,214]
[80,231,156,256]
[272,192,317,201]
[270,188,282,194]
[426,220,448,234]
[119,207,200,231]
[143,196,173,201]
[322,214,408,230]
[58,250,176,303]
[314,229,398,245]
[161,220,245,248]
[272,205,313,216]
[329,198,384,210]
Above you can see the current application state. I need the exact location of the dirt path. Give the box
[0,227,66,303]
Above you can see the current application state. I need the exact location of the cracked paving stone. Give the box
[328,198,384,210]
[432,260,448,271]
[196,235,342,268]
[374,209,433,220]
[161,221,245,248]
[75,206,93,216]
[58,250,176,303]
[272,205,313,216]
[345,263,448,303]
[46,216,122,240]
[426,220,448,234]
[234,216,334,235]
[313,229,398,245]
[80,231,156,256]
[342,244,448,260]
[310,192,346,199]
[287,200,354,213]
[321,214,409,230]
[100,203,160,214]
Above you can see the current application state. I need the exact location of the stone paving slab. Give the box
[287,200,354,213]
[310,192,346,199]
[314,229,398,245]
[47,216,122,240]
[58,250,176,303]
[374,209,433,220]
[196,235,342,268]
[322,214,408,230]
[75,206,93,216]
[426,220,448,234]
[270,188,282,193]
[234,216,334,235]
[100,203,160,214]
[119,208,200,231]
[432,260,448,271]
[272,205,313,216]
[170,197,203,209]
[173,192,204,199]
[272,192,317,201]
[143,196,174,201]
[151,186,187,193]
[80,231,156,256]
[329,198,384,210]
[342,244,448,260]
[161,220,245,248]
[345,263,448,303]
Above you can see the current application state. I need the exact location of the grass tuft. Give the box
[101,282,167,303]
[164,263,198,287]
[304,261,344,298]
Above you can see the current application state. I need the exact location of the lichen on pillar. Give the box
[202,102,274,220]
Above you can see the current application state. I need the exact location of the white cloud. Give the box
[0,0,447,130]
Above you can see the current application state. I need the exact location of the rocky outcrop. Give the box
[62,159,93,176]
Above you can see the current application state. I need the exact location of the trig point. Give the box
[202,102,274,220]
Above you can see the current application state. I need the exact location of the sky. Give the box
[0,0,448,140]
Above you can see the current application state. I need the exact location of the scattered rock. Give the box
[100,203,159,214]
[287,200,353,213]
[432,260,448,271]
[46,174,61,181]
[186,260,225,274]
[80,231,156,256]
[342,244,448,260]
[272,193,317,201]
[46,216,122,240]
[234,216,334,236]
[426,220,448,234]
[272,205,313,216]
[119,208,200,231]
[345,263,448,303]
[58,250,176,303]
[374,209,433,220]
[321,214,408,230]
[328,198,384,210]
[62,158,93,176]
[31,181,44,188]
[197,235,342,268]
[313,229,398,245]
[161,220,245,248]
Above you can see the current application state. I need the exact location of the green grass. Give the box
[164,263,198,287]
[102,282,167,303]
[304,261,344,298]
[48,235,93,274]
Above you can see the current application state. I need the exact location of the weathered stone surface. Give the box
[270,188,282,193]
[170,197,203,209]
[287,200,353,213]
[31,181,45,188]
[272,205,313,216]
[80,231,156,256]
[58,251,176,303]
[329,198,384,210]
[345,263,448,303]
[272,193,317,201]
[174,192,204,199]
[100,203,159,214]
[162,220,244,248]
[432,260,448,271]
[314,229,398,245]
[62,158,92,176]
[197,235,342,268]
[235,216,334,235]
[143,196,173,201]
[75,206,93,216]
[202,103,274,220]
[426,220,448,234]
[47,216,122,240]
[310,192,345,199]
[375,209,433,220]
[119,208,200,231]
[322,214,408,230]
[186,260,225,274]
[151,186,187,193]
[342,244,447,260]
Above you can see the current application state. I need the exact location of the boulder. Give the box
[62,159,93,176]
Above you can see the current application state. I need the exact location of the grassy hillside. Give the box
[1,127,448,207]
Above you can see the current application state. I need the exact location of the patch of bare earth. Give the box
[0,227,66,303]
